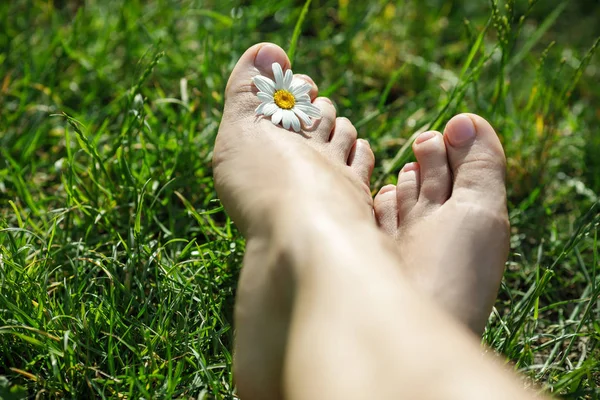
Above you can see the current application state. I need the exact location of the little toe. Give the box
[412,130,451,206]
[396,162,420,222]
[374,185,398,235]
[308,97,336,141]
[443,113,507,209]
[329,117,358,161]
[347,139,375,186]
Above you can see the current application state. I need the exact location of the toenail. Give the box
[316,97,333,105]
[295,74,315,85]
[402,162,419,172]
[415,131,436,144]
[255,44,284,74]
[379,185,396,195]
[447,114,476,147]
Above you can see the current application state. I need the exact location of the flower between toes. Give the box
[253,62,321,132]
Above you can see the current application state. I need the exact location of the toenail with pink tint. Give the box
[415,131,436,144]
[379,184,396,195]
[254,44,281,73]
[402,162,419,172]
[447,114,476,147]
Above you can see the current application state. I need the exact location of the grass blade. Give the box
[288,0,312,66]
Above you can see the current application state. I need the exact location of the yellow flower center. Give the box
[273,89,295,110]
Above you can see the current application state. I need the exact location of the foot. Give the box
[373,114,510,335]
[213,43,375,399]
[214,44,374,237]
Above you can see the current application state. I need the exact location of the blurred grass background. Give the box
[1,0,599,398]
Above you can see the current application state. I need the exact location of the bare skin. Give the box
[214,43,539,400]
[213,42,376,399]
[373,117,509,335]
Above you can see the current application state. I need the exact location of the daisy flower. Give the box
[253,62,321,132]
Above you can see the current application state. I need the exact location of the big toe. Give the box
[443,114,507,210]
[223,43,317,119]
[225,43,290,102]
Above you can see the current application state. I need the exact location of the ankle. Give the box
[271,207,396,282]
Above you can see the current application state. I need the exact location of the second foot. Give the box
[373,114,510,335]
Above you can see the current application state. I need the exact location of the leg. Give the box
[214,43,540,399]
[282,217,535,400]
[214,42,375,398]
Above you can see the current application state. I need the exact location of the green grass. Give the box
[1,0,599,398]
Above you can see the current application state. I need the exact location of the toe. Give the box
[374,185,398,235]
[347,139,374,186]
[443,114,507,208]
[224,43,291,106]
[308,97,336,141]
[329,117,358,161]
[396,162,419,222]
[412,130,451,206]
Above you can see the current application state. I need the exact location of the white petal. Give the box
[257,92,273,102]
[294,86,311,97]
[294,103,321,118]
[291,114,301,132]
[292,107,311,125]
[272,63,284,88]
[295,94,311,103]
[281,110,294,130]
[283,69,293,90]
[271,109,283,125]
[263,103,279,116]
[253,75,275,95]
[290,80,311,96]
[256,100,275,115]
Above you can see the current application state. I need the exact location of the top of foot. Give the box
[373,113,510,335]
[214,43,380,400]
[213,43,375,237]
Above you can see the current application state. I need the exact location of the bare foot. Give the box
[214,44,375,236]
[215,47,539,400]
[373,114,510,335]
[213,43,375,399]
